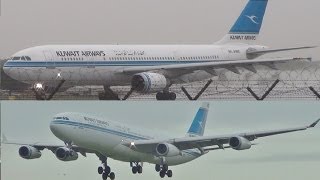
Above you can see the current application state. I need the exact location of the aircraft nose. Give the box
[50,120,59,135]
[2,62,10,75]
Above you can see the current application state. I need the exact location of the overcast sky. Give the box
[1,101,320,180]
[0,0,319,59]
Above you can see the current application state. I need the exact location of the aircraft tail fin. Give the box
[216,0,269,45]
[186,103,209,137]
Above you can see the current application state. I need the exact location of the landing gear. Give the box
[98,86,120,100]
[130,162,143,175]
[156,91,176,100]
[32,80,65,100]
[98,155,115,180]
[155,164,173,178]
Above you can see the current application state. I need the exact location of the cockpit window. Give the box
[12,56,21,60]
[10,56,32,61]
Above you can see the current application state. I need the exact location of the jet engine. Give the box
[55,147,78,161]
[131,72,168,93]
[229,136,252,150]
[155,143,181,157]
[19,145,42,159]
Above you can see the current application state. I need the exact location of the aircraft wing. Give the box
[123,119,319,153]
[118,57,311,75]
[2,135,97,155]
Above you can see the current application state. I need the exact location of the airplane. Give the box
[3,103,319,179]
[2,0,314,100]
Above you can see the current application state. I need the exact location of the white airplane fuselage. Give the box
[50,112,202,166]
[3,44,266,86]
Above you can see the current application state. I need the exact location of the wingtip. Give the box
[309,119,320,128]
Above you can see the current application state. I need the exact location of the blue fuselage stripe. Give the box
[4,60,212,68]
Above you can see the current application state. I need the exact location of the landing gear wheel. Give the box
[109,172,115,180]
[132,166,138,174]
[98,166,104,174]
[159,170,166,178]
[162,164,168,171]
[105,166,111,175]
[156,92,164,100]
[156,92,176,100]
[137,165,143,174]
[169,92,176,100]
[155,164,161,172]
[167,170,173,177]
[102,173,108,180]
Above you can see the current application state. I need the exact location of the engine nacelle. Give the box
[55,147,78,161]
[19,146,42,159]
[155,143,180,157]
[229,136,252,150]
[132,72,168,93]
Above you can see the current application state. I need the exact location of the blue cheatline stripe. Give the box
[52,120,148,140]
[52,120,201,157]
[4,60,212,68]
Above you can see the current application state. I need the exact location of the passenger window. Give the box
[12,57,20,60]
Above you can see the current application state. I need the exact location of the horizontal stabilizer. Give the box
[247,46,316,55]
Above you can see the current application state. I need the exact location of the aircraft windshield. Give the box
[10,56,32,60]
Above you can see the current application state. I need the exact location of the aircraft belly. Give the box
[4,66,132,86]
[107,144,199,166]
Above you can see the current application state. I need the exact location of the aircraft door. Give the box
[43,50,55,69]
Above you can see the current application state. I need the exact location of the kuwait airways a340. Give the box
[3,0,314,100]
[3,103,319,179]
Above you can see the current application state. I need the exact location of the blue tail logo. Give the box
[245,15,259,24]
[229,0,268,34]
[187,103,209,137]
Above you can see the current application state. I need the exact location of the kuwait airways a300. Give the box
[3,103,319,179]
[3,0,314,100]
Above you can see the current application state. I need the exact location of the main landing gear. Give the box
[98,156,115,180]
[156,91,176,100]
[155,164,173,178]
[98,85,177,101]
[130,162,143,174]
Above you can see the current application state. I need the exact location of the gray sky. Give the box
[0,0,319,59]
[1,101,320,180]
